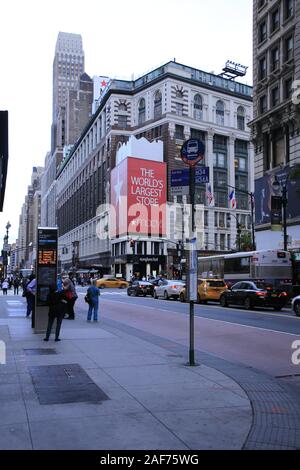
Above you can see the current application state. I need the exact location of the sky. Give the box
[0,0,253,242]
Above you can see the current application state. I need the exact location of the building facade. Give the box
[250,0,300,257]
[56,61,253,277]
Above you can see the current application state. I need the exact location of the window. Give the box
[191,128,205,141]
[259,20,267,43]
[284,0,294,20]
[259,56,267,80]
[271,86,280,107]
[176,103,184,116]
[118,102,127,111]
[284,77,293,99]
[138,98,146,125]
[175,124,184,140]
[237,106,245,130]
[204,211,208,227]
[154,91,162,119]
[227,234,231,250]
[220,234,225,251]
[258,0,266,8]
[214,212,218,227]
[235,157,247,172]
[271,8,280,33]
[259,95,267,114]
[219,212,225,228]
[271,47,279,71]
[235,174,248,192]
[285,35,293,61]
[215,191,227,208]
[117,115,128,128]
[273,128,285,167]
[213,153,226,168]
[216,100,225,125]
[213,134,227,153]
[176,89,184,99]
[193,94,203,120]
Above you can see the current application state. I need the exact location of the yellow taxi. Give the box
[179,279,227,304]
[96,277,128,289]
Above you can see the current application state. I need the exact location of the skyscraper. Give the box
[51,32,85,151]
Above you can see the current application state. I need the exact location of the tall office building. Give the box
[51,32,85,151]
[250,0,300,255]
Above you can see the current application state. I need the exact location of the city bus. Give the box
[197,250,292,288]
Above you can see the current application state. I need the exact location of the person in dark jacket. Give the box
[86,279,100,322]
[44,285,68,341]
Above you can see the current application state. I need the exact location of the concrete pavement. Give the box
[0,291,299,450]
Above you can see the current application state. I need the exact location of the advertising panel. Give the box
[271,196,282,231]
[111,157,167,237]
[255,165,300,226]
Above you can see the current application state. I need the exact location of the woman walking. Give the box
[86,279,100,322]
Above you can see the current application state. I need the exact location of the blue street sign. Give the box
[195,166,209,184]
[181,139,205,166]
[171,167,210,186]
[170,169,189,186]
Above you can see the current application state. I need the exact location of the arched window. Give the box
[216,100,225,125]
[154,91,162,119]
[138,98,146,125]
[237,106,245,130]
[119,102,127,112]
[193,94,203,120]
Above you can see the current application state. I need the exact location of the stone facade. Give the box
[56,61,253,275]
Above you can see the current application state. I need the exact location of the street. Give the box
[72,287,300,378]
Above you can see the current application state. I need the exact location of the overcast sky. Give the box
[0,0,253,241]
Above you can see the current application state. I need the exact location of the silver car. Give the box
[292,295,300,316]
[153,280,185,300]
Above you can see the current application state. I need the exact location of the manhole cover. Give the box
[24,349,57,355]
[29,363,109,405]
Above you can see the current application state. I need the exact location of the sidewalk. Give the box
[0,293,299,450]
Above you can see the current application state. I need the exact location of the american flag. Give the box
[206,183,214,206]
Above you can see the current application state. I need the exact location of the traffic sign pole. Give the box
[189,166,196,366]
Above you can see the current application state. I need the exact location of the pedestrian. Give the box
[13,278,20,295]
[86,279,100,322]
[44,285,68,341]
[26,274,36,318]
[63,277,78,319]
[2,279,9,295]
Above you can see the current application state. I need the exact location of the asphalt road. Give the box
[76,287,300,377]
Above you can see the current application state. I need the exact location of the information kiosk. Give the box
[34,227,58,333]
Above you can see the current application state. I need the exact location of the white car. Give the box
[292,295,300,317]
[153,280,185,300]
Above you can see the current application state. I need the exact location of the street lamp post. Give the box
[272,177,288,251]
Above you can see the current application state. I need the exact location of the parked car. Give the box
[179,279,227,303]
[219,281,288,311]
[127,281,154,297]
[96,277,128,289]
[154,280,185,300]
[292,295,300,316]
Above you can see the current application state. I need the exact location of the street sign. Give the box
[187,238,198,302]
[170,169,190,187]
[2,244,10,252]
[181,139,205,166]
[170,185,189,196]
[195,167,209,184]
[171,167,209,186]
